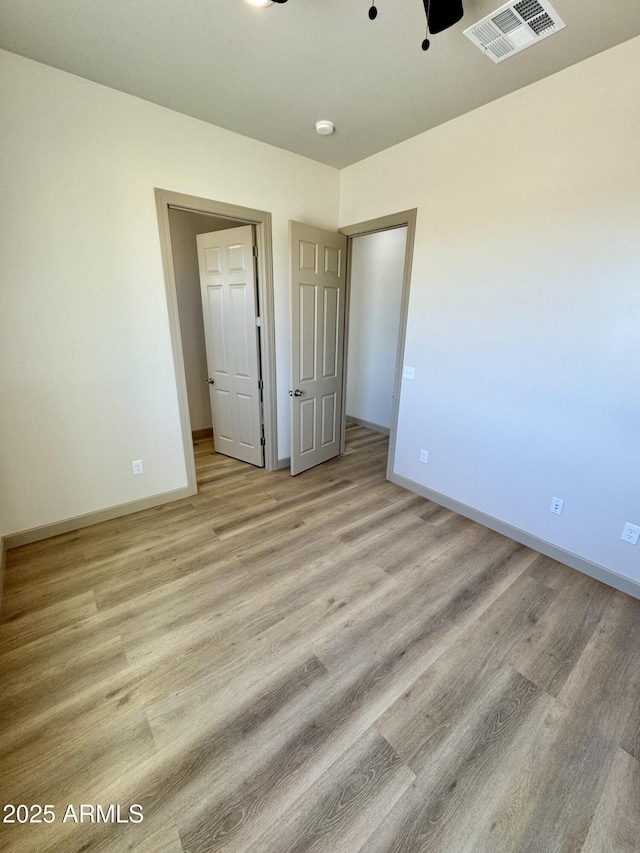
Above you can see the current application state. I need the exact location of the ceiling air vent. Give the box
[463,0,566,63]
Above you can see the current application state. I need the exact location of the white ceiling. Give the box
[1,0,639,168]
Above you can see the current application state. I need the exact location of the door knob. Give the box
[207,378,215,385]
[289,389,303,397]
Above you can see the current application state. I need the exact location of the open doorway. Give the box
[155,189,279,496]
[345,227,407,436]
[167,208,239,443]
[340,209,417,480]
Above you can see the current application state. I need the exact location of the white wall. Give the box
[168,209,238,434]
[340,36,640,585]
[346,228,407,431]
[0,50,339,538]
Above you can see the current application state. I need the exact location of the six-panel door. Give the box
[196,225,264,467]
[290,221,347,475]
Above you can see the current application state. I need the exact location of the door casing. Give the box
[155,188,278,494]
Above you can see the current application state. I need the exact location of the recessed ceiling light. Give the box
[315,120,335,136]
[244,0,273,7]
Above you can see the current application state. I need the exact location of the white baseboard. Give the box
[276,457,291,471]
[390,472,640,601]
[346,416,390,436]
[3,486,194,550]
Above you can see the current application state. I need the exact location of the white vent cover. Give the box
[464,0,566,63]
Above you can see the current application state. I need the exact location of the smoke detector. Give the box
[315,120,335,136]
[464,0,566,63]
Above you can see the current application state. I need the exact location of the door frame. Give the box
[155,188,278,493]
[339,208,417,480]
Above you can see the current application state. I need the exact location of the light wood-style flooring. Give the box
[1,424,640,852]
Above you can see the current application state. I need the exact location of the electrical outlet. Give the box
[132,459,144,476]
[420,449,429,464]
[402,366,415,380]
[550,497,564,515]
[621,522,640,545]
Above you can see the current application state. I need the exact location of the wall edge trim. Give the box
[192,428,214,441]
[0,537,6,614]
[3,487,193,549]
[389,472,640,601]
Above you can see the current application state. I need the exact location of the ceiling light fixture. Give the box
[244,0,274,7]
[263,0,464,50]
[315,120,335,136]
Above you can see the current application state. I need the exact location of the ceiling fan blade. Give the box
[422,0,464,34]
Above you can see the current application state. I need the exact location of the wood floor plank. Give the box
[362,665,550,853]
[481,716,615,853]
[90,533,233,610]
[1,518,226,617]
[620,713,640,763]
[164,555,542,852]
[525,552,579,590]
[250,728,415,853]
[580,748,640,853]
[212,483,359,540]
[508,570,612,696]
[132,821,184,853]
[1,427,638,853]
[145,565,395,751]
[0,629,130,736]
[122,659,335,853]
[477,591,640,853]
[289,489,394,542]
[175,649,432,853]
[316,537,534,678]
[270,545,387,617]
[463,699,567,853]
[0,703,156,809]
[557,591,640,738]
[337,503,495,580]
[377,572,554,764]
[0,590,97,652]
[162,577,500,851]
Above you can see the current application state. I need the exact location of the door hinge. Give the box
[253,245,258,258]
[255,317,262,327]
[258,379,264,390]
[260,436,266,446]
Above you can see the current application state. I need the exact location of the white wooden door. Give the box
[196,226,264,467]
[290,221,347,475]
